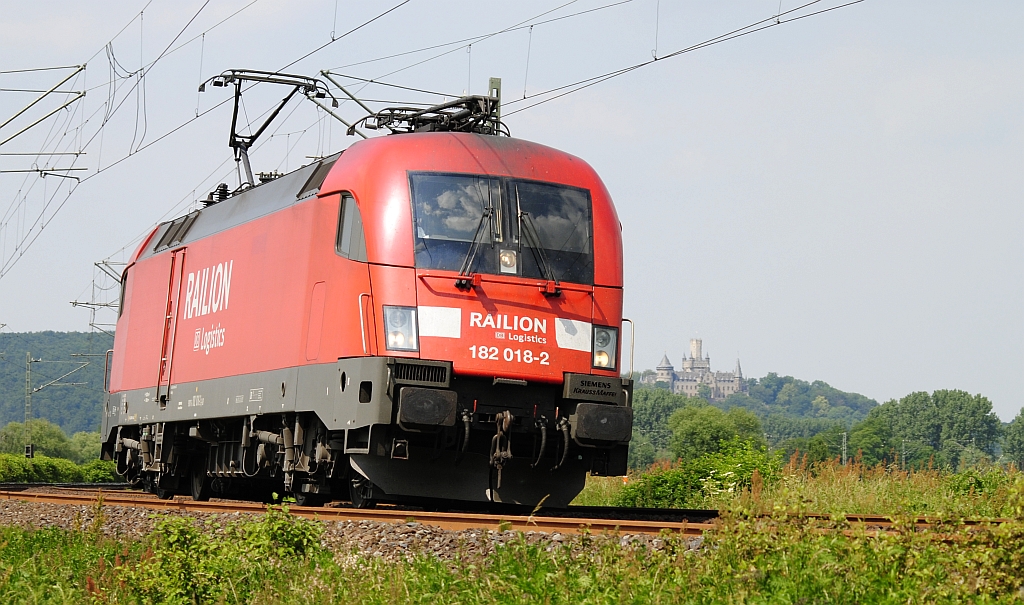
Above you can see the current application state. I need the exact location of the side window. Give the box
[335,194,367,262]
[118,272,128,318]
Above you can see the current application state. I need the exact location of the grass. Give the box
[2,506,1024,604]
[569,474,628,506]
[573,457,1024,518]
[1,460,1022,603]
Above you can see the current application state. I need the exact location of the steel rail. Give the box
[0,490,710,536]
[0,482,131,491]
[0,489,1008,536]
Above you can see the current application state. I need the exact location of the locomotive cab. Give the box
[102,90,632,508]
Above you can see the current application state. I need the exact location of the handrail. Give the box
[104,349,114,393]
[622,318,635,379]
[358,293,372,354]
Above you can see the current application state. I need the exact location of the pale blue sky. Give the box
[1,0,1021,418]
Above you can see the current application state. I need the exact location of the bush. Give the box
[80,459,119,483]
[0,454,33,482]
[118,505,326,604]
[617,438,782,508]
[668,406,764,462]
[0,453,117,482]
[28,456,84,483]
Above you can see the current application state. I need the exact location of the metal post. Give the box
[25,352,30,424]
[25,352,32,457]
[489,77,502,118]
[841,432,847,466]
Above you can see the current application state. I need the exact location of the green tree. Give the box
[0,419,74,459]
[863,390,1002,469]
[848,416,892,467]
[628,389,695,469]
[933,390,1002,467]
[1002,407,1024,470]
[69,431,101,464]
[668,405,764,462]
[762,414,842,446]
[627,435,657,470]
[745,372,877,423]
[805,434,832,463]
[696,384,712,402]
[718,392,768,415]
[778,425,849,464]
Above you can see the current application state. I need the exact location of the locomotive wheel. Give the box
[292,491,326,507]
[349,475,376,509]
[155,486,175,500]
[190,457,211,501]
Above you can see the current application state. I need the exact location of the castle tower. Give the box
[735,358,743,380]
[690,339,702,360]
[656,353,675,385]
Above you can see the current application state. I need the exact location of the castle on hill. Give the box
[641,339,746,400]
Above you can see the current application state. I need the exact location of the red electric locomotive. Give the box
[102,72,633,508]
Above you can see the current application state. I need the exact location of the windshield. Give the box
[410,174,496,244]
[410,172,593,284]
[513,180,592,283]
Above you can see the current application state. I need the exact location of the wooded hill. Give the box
[629,373,1020,471]
[0,332,113,435]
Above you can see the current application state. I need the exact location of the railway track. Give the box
[0,486,1007,537]
[0,489,713,536]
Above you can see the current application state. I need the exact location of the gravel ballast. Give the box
[0,499,705,562]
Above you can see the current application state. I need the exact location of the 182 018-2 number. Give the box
[469,345,549,365]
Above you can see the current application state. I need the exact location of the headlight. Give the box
[384,305,418,351]
[592,325,617,369]
[499,249,518,274]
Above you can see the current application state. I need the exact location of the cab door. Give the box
[314,193,376,360]
[155,248,186,409]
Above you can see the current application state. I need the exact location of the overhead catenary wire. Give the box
[323,0,633,72]
[503,0,867,116]
[3,0,618,280]
[0,1,220,278]
[44,0,415,181]
[352,0,582,85]
[2,0,868,293]
[100,107,330,264]
[278,0,415,72]
[0,66,84,75]
[321,74,457,98]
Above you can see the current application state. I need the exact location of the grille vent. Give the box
[394,362,448,385]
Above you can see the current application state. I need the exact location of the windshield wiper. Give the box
[519,210,561,297]
[455,207,494,290]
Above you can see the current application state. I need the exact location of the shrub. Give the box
[118,505,326,604]
[0,454,33,482]
[0,453,116,483]
[29,456,84,483]
[944,466,1014,497]
[667,406,764,462]
[617,438,782,508]
[80,459,119,483]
